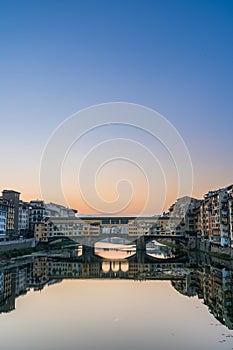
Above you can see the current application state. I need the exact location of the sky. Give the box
[0,0,233,214]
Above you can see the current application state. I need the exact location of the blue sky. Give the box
[0,0,233,212]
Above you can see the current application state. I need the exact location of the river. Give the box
[0,243,233,350]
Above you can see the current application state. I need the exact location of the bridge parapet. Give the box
[35,215,188,244]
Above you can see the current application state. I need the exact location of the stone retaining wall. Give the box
[0,239,35,251]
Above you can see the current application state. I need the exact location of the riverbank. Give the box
[0,238,79,260]
[157,237,233,260]
[0,238,35,251]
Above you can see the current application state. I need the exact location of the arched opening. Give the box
[102,261,110,273]
[95,236,135,259]
[146,239,175,259]
[120,261,129,272]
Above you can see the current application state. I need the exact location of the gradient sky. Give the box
[0,0,233,214]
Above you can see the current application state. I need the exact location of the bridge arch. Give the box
[102,261,110,273]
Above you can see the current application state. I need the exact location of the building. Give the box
[150,216,186,237]
[169,196,200,217]
[18,201,30,237]
[200,188,230,246]
[29,200,46,236]
[0,198,14,240]
[5,202,14,239]
[34,218,53,243]
[169,196,202,235]
[82,224,100,235]
[45,202,77,217]
[2,190,20,239]
[227,186,233,247]
[0,199,8,239]
[34,217,84,242]
[129,218,155,235]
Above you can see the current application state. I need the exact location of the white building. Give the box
[45,203,77,218]
[29,200,46,234]
[18,201,30,235]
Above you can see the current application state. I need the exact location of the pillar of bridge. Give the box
[82,244,95,262]
[136,236,146,264]
[172,239,181,256]
[111,261,120,272]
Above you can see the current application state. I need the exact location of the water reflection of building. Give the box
[0,269,15,313]
[1,254,233,330]
[172,263,233,329]
[15,266,28,296]
[29,257,49,290]
[48,260,83,278]
[172,271,202,297]
[202,266,233,329]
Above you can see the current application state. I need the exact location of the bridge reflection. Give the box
[102,261,127,273]
[0,251,233,330]
[81,239,186,264]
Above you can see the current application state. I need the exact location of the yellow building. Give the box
[6,204,14,237]
[34,221,50,242]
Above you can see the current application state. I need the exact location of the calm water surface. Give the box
[0,243,233,350]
